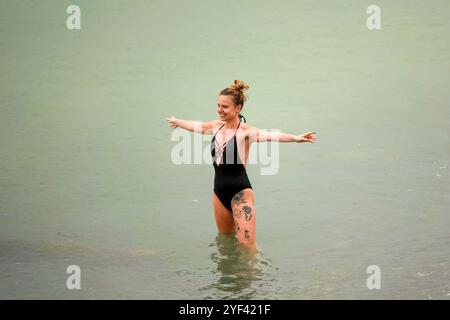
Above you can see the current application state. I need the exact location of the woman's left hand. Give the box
[295,131,317,143]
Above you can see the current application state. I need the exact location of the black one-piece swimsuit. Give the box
[211,121,253,211]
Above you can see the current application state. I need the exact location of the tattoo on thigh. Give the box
[232,191,247,207]
[243,205,252,221]
[244,229,250,240]
[233,208,242,218]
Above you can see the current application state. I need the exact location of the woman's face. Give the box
[217,95,241,121]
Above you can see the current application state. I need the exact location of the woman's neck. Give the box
[224,117,240,129]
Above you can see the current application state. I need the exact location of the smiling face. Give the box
[217,95,242,122]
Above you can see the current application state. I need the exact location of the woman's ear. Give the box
[236,104,243,113]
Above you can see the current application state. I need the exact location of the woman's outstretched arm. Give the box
[247,126,317,143]
[165,116,219,134]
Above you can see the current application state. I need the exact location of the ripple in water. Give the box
[199,234,280,300]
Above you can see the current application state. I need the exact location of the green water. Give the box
[1,0,449,299]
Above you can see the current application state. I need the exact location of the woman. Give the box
[166,80,316,251]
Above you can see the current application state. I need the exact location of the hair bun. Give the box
[230,80,249,92]
[220,80,250,107]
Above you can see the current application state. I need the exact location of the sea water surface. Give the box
[1,0,449,299]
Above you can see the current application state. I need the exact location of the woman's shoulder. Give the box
[239,122,256,132]
[207,119,225,133]
[238,123,258,139]
[213,119,225,128]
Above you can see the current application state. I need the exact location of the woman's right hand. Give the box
[165,116,178,129]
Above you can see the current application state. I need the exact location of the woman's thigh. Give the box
[212,192,235,234]
[231,188,255,245]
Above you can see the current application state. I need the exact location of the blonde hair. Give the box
[219,80,250,122]
[220,80,249,106]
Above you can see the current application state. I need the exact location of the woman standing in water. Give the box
[166,80,316,251]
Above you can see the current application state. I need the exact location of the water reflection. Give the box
[203,234,276,299]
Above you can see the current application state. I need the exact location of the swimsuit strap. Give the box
[212,121,241,164]
[214,121,241,149]
[212,123,226,141]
